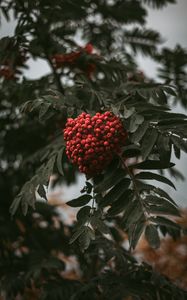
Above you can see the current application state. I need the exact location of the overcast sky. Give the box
[1,1,187,205]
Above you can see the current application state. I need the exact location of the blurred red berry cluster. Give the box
[0,49,27,80]
[52,43,96,78]
[0,65,15,80]
[64,111,128,176]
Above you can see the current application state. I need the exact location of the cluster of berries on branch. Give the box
[64,111,128,176]
[52,43,96,78]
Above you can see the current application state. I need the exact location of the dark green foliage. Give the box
[0,0,187,299]
[142,0,176,9]
[156,46,187,107]
[67,194,92,207]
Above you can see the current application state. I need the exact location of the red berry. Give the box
[104,141,109,146]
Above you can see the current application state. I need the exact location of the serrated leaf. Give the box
[39,103,51,121]
[91,217,110,234]
[85,181,93,194]
[9,195,22,216]
[56,148,65,176]
[124,106,135,119]
[156,89,167,104]
[141,128,158,160]
[145,224,160,249]
[173,144,181,159]
[121,199,143,229]
[150,216,180,230]
[19,181,36,216]
[77,206,91,221]
[129,114,144,133]
[153,187,177,206]
[10,175,40,216]
[100,178,131,207]
[171,135,187,153]
[129,216,145,250]
[146,195,180,217]
[131,121,149,143]
[67,194,92,207]
[69,226,85,244]
[94,168,126,193]
[108,189,133,216]
[135,171,176,189]
[122,144,141,158]
[132,160,175,170]
[152,88,167,104]
[162,86,177,96]
[156,135,171,163]
[79,226,95,251]
[41,154,56,185]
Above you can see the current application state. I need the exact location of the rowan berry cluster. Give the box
[52,43,96,78]
[64,111,128,176]
[0,66,15,80]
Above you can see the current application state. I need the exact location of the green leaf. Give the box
[39,103,51,121]
[162,86,177,96]
[67,194,92,207]
[129,114,144,133]
[155,89,167,104]
[154,187,177,205]
[100,178,131,207]
[91,217,110,234]
[129,216,145,250]
[9,195,22,216]
[69,226,85,244]
[173,144,181,159]
[156,135,171,163]
[77,206,91,221]
[124,106,135,119]
[85,181,93,194]
[79,226,95,251]
[141,128,158,160]
[150,216,180,230]
[108,189,133,216]
[56,148,65,176]
[132,160,175,170]
[121,198,143,229]
[171,135,187,153]
[145,224,160,249]
[145,195,180,217]
[41,154,56,185]
[131,121,149,143]
[122,144,141,158]
[135,171,176,189]
[94,168,126,193]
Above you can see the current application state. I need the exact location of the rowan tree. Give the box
[0,0,187,299]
